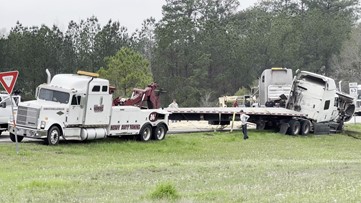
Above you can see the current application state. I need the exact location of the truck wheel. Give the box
[287,120,300,135]
[46,126,61,145]
[10,133,24,142]
[300,120,311,135]
[256,121,266,130]
[153,124,167,140]
[138,125,152,141]
[0,130,2,136]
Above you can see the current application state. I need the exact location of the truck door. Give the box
[66,95,84,125]
[0,96,17,126]
[83,85,112,125]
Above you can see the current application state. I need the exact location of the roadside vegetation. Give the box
[1,124,361,202]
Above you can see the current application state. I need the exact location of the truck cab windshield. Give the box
[38,88,70,104]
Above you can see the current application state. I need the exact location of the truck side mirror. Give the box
[35,87,39,98]
[80,95,86,108]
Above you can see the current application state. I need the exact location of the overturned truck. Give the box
[167,70,356,135]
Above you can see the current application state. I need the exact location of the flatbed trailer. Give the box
[166,107,311,135]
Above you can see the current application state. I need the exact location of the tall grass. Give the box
[1,125,361,202]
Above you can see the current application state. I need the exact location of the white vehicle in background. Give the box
[0,93,20,135]
[8,70,169,145]
[218,95,254,107]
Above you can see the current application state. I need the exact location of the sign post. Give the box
[349,82,358,124]
[0,71,19,154]
[349,82,358,98]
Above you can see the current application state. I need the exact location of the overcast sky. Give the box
[0,0,259,35]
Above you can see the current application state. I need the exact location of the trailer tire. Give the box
[10,133,24,142]
[139,125,152,142]
[256,121,266,130]
[300,120,311,135]
[287,120,300,135]
[46,126,61,145]
[153,124,167,141]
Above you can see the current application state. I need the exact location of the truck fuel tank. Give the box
[80,128,107,140]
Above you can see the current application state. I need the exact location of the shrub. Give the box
[149,182,180,200]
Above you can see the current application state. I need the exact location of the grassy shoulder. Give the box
[1,124,361,202]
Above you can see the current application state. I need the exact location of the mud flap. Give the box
[313,123,330,134]
[279,123,289,134]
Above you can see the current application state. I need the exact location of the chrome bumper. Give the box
[8,125,47,139]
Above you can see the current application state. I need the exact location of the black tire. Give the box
[300,120,311,135]
[256,120,266,130]
[0,130,2,136]
[287,120,300,135]
[10,133,24,142]
[152,124,167,140]
[138,125,152,142]
[46,126,61,145]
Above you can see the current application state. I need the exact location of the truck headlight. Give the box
[40,121,46,129]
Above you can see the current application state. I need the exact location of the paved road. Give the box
[346,116,361,124]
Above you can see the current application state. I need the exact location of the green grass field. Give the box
[1,125,361,202]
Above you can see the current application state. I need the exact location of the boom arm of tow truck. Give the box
[112,82,161,109]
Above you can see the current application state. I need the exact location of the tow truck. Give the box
[9,70,169,145]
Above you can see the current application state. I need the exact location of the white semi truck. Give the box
[8,70,169,145]
[167,70,356,135]
[218,68,293,108]
[258,67,293,107]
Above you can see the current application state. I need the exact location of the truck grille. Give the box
[268,85,292,99]
[17,106,40,128]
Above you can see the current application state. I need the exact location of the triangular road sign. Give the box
[0,71,19,94]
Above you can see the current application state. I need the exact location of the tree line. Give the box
[0,0,360,106]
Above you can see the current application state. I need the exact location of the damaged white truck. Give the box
[9,70,169,145]
[167,70,356,135]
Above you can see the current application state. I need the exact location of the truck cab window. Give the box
[324,100,330,110]
[102,86,108,92]
[39,88,70,104]
[13,97,20,105]
[71,95,81,105]
[334,97,338,107]
[92,86,100,92]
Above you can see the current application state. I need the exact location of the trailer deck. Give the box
[167,107,307,124]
